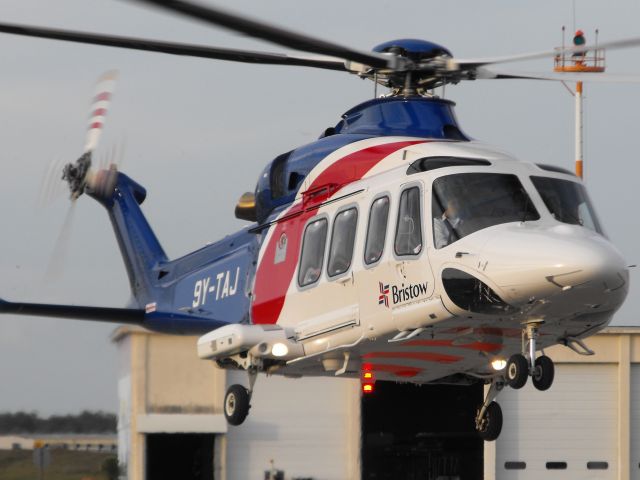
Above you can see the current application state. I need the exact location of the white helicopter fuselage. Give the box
[199,138,628,386]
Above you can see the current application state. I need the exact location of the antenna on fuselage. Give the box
[555,26,605,180]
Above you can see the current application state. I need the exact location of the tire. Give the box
[532,355,555,391]
[224,384,250,426]
[477,401,503,441]
[506,354,529,389]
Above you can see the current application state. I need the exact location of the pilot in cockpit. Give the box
[433,196,464,249]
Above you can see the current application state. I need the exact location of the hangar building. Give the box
[113,326,640,480]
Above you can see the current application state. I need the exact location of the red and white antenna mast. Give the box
[555,27,605,179]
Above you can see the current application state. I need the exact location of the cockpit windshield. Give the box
[432,173,539,249]
[530,176,603,234]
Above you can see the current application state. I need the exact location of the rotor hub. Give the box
[368,39,455,94]
[373,38,452,62]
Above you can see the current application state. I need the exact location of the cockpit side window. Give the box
[395,187,423,256]
[530,176,603,233]
[432,173,539,249]
[364,196,390,265]
[298,218,328,287]
[327,208,358,277]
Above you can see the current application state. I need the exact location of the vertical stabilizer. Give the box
[87,168,167,305]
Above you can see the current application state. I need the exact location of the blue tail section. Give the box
[88,170,168,306]
[86,169,259,334]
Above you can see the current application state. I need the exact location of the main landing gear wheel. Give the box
[224,384,251,426]
[506,353,528,389]
[532,355,555,391]
[475,377,505,441]
[477,401,503,442]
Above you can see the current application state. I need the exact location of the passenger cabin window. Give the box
[298,218,328,287]
[530,176,603,234]
[395,187,422,256]
[328,208,358,277]
[432,173,539,249]
[364,196,390,265]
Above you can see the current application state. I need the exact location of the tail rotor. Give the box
[62,70,118,200]
[40,70,119,286]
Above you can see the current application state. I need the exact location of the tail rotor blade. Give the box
[84,70,118,153]
[115,135,127,169]
[58,70,119,200]
[37,158,58,208]
[42,202,78,287]
[37,158,67,208]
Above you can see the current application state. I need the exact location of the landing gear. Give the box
[475,377,504,441]
[506,322,556,392]
[478,402,503,442]
[532,355,554,391]
[223,368,258,426]
[506,353,529,389]
[475,322,558,441]
[224,384,250,426]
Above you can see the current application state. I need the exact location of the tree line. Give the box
[0,410,116,434]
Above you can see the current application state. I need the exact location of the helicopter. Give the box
[0,0,638,440]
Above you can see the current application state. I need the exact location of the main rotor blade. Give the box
[0,22,346,71]
[0,296,145,323]
[456,35,640,69]
[0,296,228,333]
[131,0,393,69]
[477,67,640,83]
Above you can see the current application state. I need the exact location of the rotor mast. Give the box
[555,26,605,179]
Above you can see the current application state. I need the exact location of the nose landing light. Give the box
[491,358,507,371]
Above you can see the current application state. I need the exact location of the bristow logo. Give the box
[378,282,390,308]
[378,281,429,307]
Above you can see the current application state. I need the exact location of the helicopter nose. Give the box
[481,224,629,307]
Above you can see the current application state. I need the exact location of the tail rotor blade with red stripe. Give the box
[84,70,118,153]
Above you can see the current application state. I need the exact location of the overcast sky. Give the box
[0,0,638,415]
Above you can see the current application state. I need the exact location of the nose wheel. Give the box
[505,322,555,391]
[532,354,554,391]
[506,353,529,389]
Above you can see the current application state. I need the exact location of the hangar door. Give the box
[362,382,483,479]
[146,433,214,480]
[496,364,617,480]
[631,365,640,480]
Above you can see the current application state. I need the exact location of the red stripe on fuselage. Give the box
[251,140,423,325]
[402,339,503,353]
[366,363,422,378]
[363,351,462,364]
[441,327,522,338]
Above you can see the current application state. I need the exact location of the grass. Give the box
[0,449,115,480]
